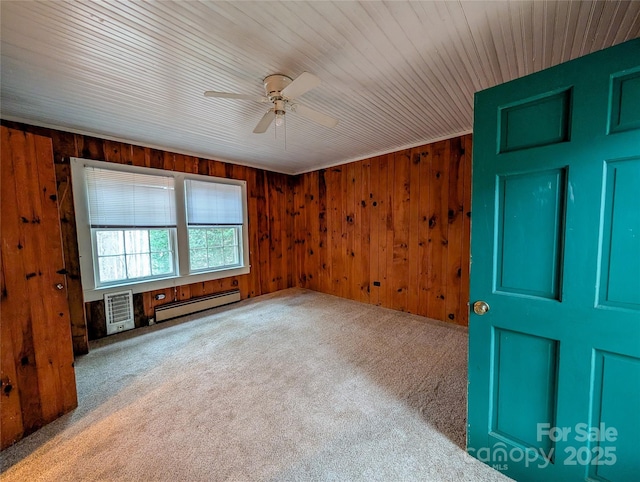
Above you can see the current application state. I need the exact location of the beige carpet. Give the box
[1,288,510,481]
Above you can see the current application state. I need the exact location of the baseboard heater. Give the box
[154,289,241,322]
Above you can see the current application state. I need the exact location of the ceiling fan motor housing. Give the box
[263,74,292,101]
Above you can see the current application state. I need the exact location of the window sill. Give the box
[83,265,250,302]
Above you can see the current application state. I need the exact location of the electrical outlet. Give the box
[148,318,155,326]
[373,281,381,287]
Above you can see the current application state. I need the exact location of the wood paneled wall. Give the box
[2,121,295,349]
[1,127,78,449]
[2,119,472,358]
[293,135,472,325]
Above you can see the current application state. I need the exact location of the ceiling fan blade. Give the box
[291,103,338,128]
[253,109,276,134]
[204,91,268,102]
[281,72,321,99]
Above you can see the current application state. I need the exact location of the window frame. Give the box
[71,157,250,302]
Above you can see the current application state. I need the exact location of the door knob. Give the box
[55,283,64,290]
[473,301,490,315]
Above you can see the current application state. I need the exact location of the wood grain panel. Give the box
[1,126,77,450]
[328,167,343,295]
[460,135,473,325]
[317,170,329,293]
[416,145,432,316]
[369,157,381,306]
[426,140,449,322]
[391,149,411,312]
[294,134,473,325]
[345,162,356,301]
[358,159,371,303]
[407,149,422,315]
[307,171,320,291]
[445,137,466,325]
[379,155,391,305]
[55,161,88,355]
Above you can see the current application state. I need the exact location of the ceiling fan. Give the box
[204,72,339,134]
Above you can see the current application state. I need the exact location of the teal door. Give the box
[468,39,640,481]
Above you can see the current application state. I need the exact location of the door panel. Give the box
[496,168,566,299]
[588,351,640,481]
[468,39,640,481]
[598,158,640,309]
[499,88,572,152]
[492,329,559,452]
[609,68,640,133]
[0,127,77,450]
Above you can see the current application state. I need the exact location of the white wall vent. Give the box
[105,290,135,335]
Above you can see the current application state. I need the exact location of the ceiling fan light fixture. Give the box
[274,98,285,128]
[275,111,285,127]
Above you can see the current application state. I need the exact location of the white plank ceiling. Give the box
[1,1,639,174]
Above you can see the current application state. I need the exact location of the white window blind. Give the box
[185,179,243,225]
[85,167,176,227]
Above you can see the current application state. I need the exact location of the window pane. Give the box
[208,247,224,268]
[98,255,126,282]
[126,253,151,278]
[188,227,242,272]
[96,230,124,256]
[222,228,237,246]
[223,246,238,265]
[149,229,169,252]
[189,228,207,249]
[125,230,150,254]
[151,251,173,275]
[190,249,208,270]
[207,228,223,247]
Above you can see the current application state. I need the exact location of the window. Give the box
[185,179,243,272]
[72,159,249,301]
[85,167,177,286]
